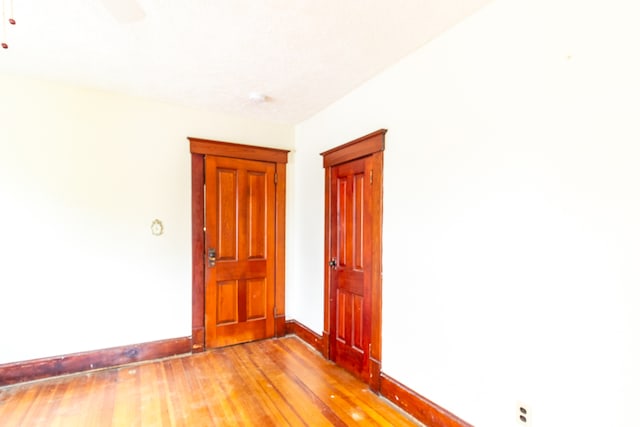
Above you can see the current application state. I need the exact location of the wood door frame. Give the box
[189,137,289,352]
[321,129,386,391]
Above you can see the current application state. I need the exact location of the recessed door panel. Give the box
[217,169,238,261]
[247,278,267,320]
[248,172,267,259]
[216,280,238,325]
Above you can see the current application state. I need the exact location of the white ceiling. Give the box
[0,0,491,124]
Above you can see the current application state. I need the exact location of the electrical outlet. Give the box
[517,403,531,425]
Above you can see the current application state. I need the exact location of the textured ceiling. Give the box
[0,0,491,124]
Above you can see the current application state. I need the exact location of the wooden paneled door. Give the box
[330,157,369,380]
[189,138,289,352]
[321,130,386,389]
[204,156,275,347]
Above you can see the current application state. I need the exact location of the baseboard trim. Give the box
[285,319,325,354]
[380,374,473,427]
[275,315,287,337]
[0,336,192,387]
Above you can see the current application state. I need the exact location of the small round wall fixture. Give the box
[248,92,267,103]
[151,219,164,236]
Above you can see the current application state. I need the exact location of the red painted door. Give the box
[204,156,276,348]
[329,157,372,381]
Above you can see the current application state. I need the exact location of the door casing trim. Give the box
[320,129,386,391]
[189,137,289,352]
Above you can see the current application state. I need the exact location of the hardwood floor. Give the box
[0,336,420,426]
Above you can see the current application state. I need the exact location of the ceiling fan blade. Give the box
[99,0,146,23]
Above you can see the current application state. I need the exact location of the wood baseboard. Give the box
[369,357,381,392]
[275,315,287,337]
[321,331,330,359]
[380,374,472,427]
[0,337,191,387]
[191,327,205,353]
[285,319,325,354]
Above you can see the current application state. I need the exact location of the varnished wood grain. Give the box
[0,337,191,387]
[274,162,288,337]
[0,337,420,426]
[191,152,206,353]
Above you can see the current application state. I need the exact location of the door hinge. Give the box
[274,173,278,184]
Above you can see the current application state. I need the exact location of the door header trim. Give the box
[189,137,289,164]
[320,129,386,168]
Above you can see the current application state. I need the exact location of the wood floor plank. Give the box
[0,336,420,426]
[0,383,39,425]
[261,339,416,427]
[277,340,414,426]
[12,379,56,426]
[249,340,350,426]
[28,379,68,426]
[191,352,241,425]
[49,374,96,427]
[262,339,366,424]
[229,344,305,426]
[178,356,217,425]
[111,366,142,426]
[262,349,341,425]
[277,338,418,426]
[164,357,206,427]
[208,348,262,425]
[223,346,285,426]
[138,361,171,426]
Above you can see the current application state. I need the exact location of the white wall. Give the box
[291,0,640,425]
[0,74,293,364]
